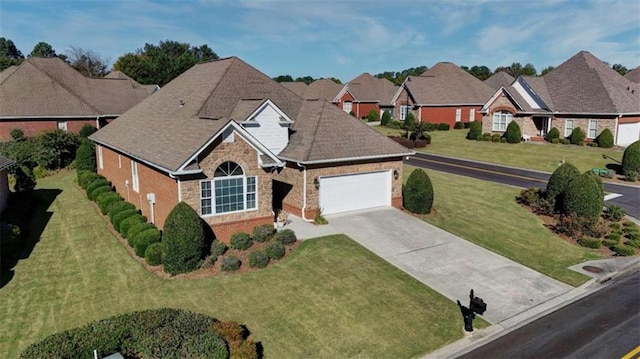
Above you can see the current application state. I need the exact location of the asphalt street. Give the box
[457,268,640,359]
[406,152,640,219]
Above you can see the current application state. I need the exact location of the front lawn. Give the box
[375,126,624,173]
[404,165,602,287]
[0,171,463,359]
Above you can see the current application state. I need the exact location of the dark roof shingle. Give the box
[484,71,514,90]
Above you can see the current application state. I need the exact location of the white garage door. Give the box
[617,123,640,146]
[319,171,392,215]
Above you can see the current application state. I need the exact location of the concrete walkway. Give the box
[323,207,572,324]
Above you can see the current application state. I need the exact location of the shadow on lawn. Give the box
[1,189,61,289]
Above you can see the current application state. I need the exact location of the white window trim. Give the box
[131,161,139,193]
[588,119,597,139]
[97,146,103,170]
[118,155,122,169]
[57,121,67,131]
[455,108,462,122]
[200,175,258,216]
[492,111,513,132]
[469,109,475,122]
[223,127,235,143]
[343,101,352,113]
[400,105,409,121]
[565,119,574,137]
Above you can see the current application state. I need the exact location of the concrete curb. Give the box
[422,260,640,359]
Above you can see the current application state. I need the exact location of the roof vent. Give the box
[179,99,185,108]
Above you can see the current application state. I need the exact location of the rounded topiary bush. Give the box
[75,139,96,174]
[274,229,297,245]
[403,168,434,214]
[266,241,285,260]
[547,127,560,142]
[127,221,155,241]
[108,201,136,223]
[612,244,636,256]
[181,332,228,359]
[595,129,614,148]
[466,121,482,140]
[230,232,253,250]
[221,256,241,271]
[381,110,392,126]
[89,185,112,201]
[563,172,604,223]
[145,242,163,266]
[210,239,227,257]
[86,179,110,199]
[162,201,205,275]
[505,121,522,143]
[547,162,580,207]
[119,214,146,238]
[134,228,161,257]
[577,237,602,249]
[252,224,274,243]
[78,171,103,189]
[96,192,122,214]
[622,140,640,176]
[248,250,270,268]
[112,209,139,231]
[570,127,585,145]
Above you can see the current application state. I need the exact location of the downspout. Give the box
[95,116,100,129]
[614,115,621,145]
[169,173,182,202]
[296,162,313,222]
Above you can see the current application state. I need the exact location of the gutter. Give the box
[295,162,313,223]
[0,114,120,120]
[280,152,415,166]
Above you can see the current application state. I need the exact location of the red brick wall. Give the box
[338,92,355,112]
[619,116,640,124]
[211,215,273,244]
[418,106,482,127]
[0,118,104,140]
[355,103,379,119]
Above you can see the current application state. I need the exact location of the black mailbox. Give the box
[470,296,487,315]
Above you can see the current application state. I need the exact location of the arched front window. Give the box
[200,161,257,215]
[492,110,513,132]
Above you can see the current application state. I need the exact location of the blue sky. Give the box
[1,0,639,82]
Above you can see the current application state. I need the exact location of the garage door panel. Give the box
[617,123,640,147]
[319,171,391,215]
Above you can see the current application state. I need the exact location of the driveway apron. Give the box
[326,208,572,324]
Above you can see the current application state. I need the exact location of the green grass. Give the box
[375,126,624,173]
[0,171,466,359]
[404,165,602,287]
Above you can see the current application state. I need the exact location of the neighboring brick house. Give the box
[90,57,413,242]
[0,57,155,140]
[335,73,397,119]
[392,62,494,127]
[0,155,15,213]
[484,71,514,91]
[280,79,343,103]
[480,51,640,146]
[626,66,640,83]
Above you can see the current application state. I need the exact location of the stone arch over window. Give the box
[200,161,257,215]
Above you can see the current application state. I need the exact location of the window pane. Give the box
[215,178,244,213]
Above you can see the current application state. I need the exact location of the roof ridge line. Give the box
[304,100,326,161]
[195,57,237,118]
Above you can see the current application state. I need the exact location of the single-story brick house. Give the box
[0,155,15,213]
[335,73,397,119]
[480,51,640,146]
[391,62,494,126]
[90,57,413,242]
[0,57,155,140]
[280,78,343,103]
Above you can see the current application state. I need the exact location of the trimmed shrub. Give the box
[547,127,560,142]
[466,121,482,140]
[403,168,434,214]
[163,202,205,275]
[211,321,244,345]
[13,166,36,192]
[381,110,392,126]
[551,138,560,144]
[587,142,598,147]
[248,250,270,268]
[119,214,146,238]
[144,242,163,266]
[221,256,241,271]
[86,178,110,198]
[134,228,161,257]
[126,221,155,241]
[200,255,216,269]
[423,132,432,144]
[210,239,228,257]
[563,173,604,223]
[622,140,640,176]
[604,205,625,222]
[505,121,522,143]
[230,232,253,250]
[577,237,602,249]
[425,123,436,132]
[482,132,491,141]
[75,139,96,174]
[89,185,112,201]
[266,241,285,260]
[612,244,636,256]
[569,127,585,145]
[112,209,139,232]
[253,224,274,243]
[275,229,297,245]
[437,123,450,131]
[491,134,501,142]
[606,233,621,241]
[181,332,228,359]
[96,192,122,214]
[367,109,378,122]
[547,162,580,208]
[454,121,464,129]
[78,171,103,189]
[230,339,258,359]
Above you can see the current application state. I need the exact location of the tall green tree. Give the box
[113,40,218,86]
[29,42,57,58]
[462,65,492,80]
[0,37,24,71]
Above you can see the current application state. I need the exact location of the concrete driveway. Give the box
[326,207,572,324]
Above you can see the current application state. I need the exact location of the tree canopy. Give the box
[113,40,218,86]
[0,37,24,71]
[494,62,537,78]
[375,66,427,85]
[612,63,628,76]
[29,42,57,58]
[66,46,109,78]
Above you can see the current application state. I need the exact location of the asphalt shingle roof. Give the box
[280,82,308,97]
[91,57,411,172]
[406,62,495,105]
[626,67,640,83]
[0,57,151,117]
[304,79,343,102]
[345,73,398,105]
[0,155,15,170]
[484,71,514,90]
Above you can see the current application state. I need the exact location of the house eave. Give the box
[279,152,415,165]
[415,103,485,107]
[0,114,119,120]
[90,138,180,176]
